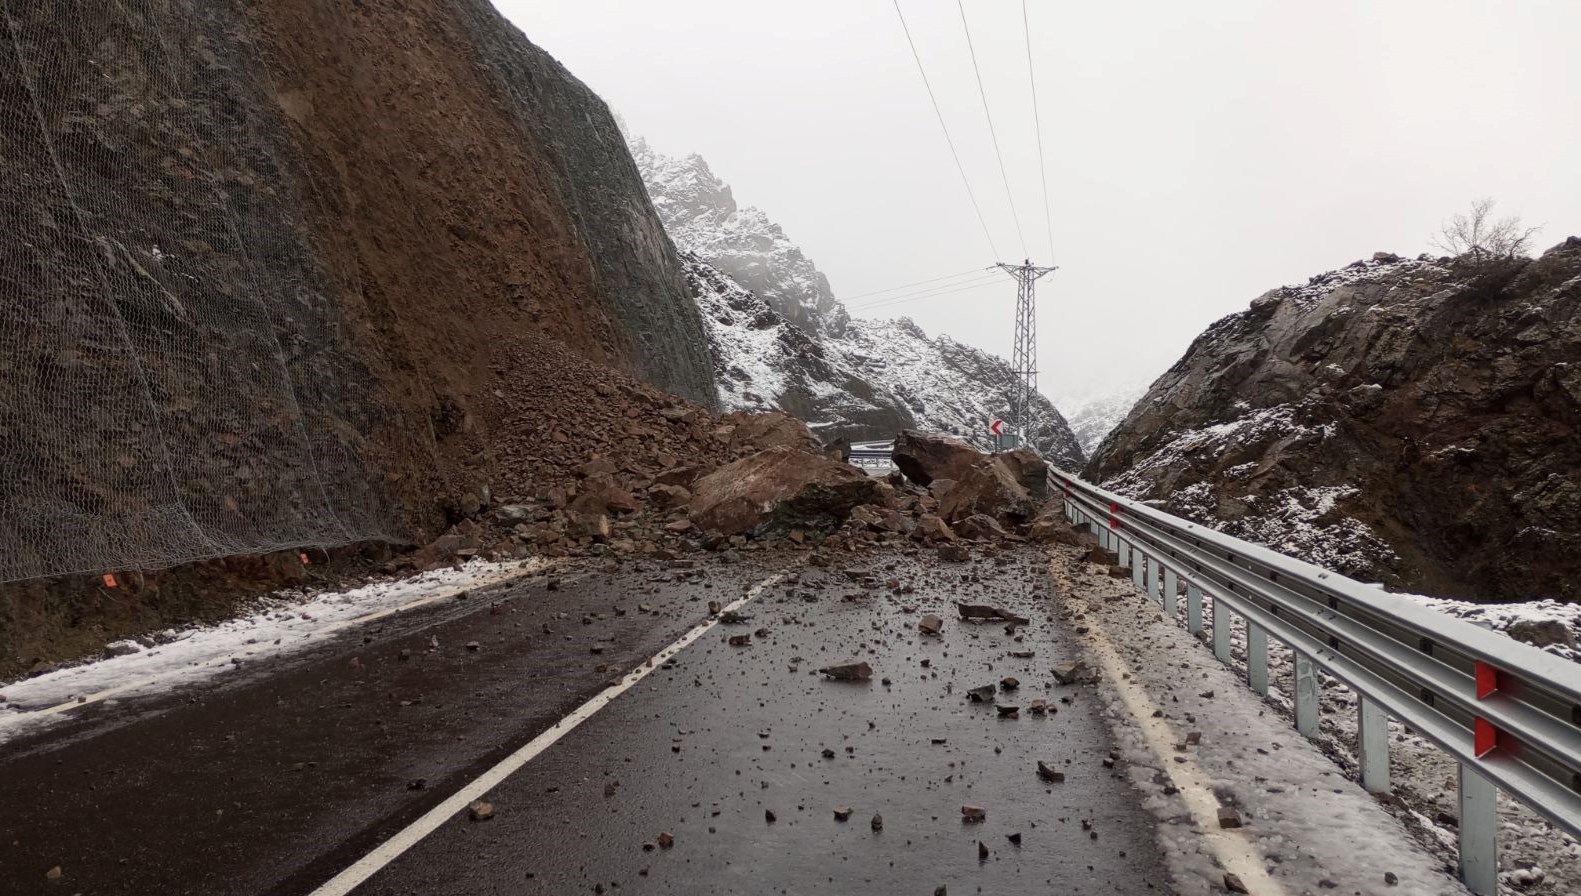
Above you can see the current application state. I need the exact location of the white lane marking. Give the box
[0,563,549,726]
[308,571,788,896]
[1079,613,1290,896]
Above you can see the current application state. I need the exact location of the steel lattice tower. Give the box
[996,260,1058,444]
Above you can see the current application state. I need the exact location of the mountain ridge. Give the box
[634,136,1084,469]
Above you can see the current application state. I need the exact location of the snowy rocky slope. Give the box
[1058,382,1149,456]
[1088,243,1581,602]
[634,137,1083,468]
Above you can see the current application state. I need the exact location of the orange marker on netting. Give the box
[102,573,118,588]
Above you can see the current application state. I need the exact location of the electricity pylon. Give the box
[995,259,1057,446]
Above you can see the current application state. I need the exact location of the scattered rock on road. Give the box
[937,544,970,562]
[1052,661,1089,685]
[818,662,873,681]
[961,805,986,823]
[955,603,1029,625]
[469,800,495,821]
[1224,871,1249,894]
[918,614,943,635]
[1037,761,1065,783]
[833,806,853,821]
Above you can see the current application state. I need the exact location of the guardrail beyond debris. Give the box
[1052,469,1581,896]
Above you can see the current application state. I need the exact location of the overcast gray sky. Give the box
[499,0,1580,404]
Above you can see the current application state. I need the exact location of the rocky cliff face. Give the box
[0,0,716,585]
[1088,243,1581,601]
[631,139,848,336]
[636,139,1084,469]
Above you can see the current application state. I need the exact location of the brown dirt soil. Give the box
[245,0,628,527]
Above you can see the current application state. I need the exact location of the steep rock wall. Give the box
[1088,245,1581,601]
[0,0,714,587]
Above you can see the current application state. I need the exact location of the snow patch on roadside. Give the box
[0,559,551,745]
[1399,593,1581,665]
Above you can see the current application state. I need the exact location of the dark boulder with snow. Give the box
[1089,242,1581,601]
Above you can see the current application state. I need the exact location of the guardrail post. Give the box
[1212,599,1230,662]
[1186,583,1203,635]
[1247,624,1269,696]
[1358,696,1390,794]
[1163,568,1179,616]
[1118,538,1131,569]
[1131,550,1147,593]
[1294,650,1318,737]
[1457,764,1498,895]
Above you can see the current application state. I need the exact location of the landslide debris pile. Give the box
[0,0,713,585]
[631,137,1085,468]
[445,380,1081,567]
[1089,243,1581,601]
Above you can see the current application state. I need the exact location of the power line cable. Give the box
[852,274,1004,313]
[839,267,994,302]
[892,0,999,260]
[848,273,1000,310]
[1023,0,1056,262]
[957,0,1027,259]
[847,270,992,304]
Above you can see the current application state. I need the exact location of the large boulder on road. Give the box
[719,410,817,452]
[688,447,886,536]
[938,456,1037,524]
[996,447,1051,500]
[892,430,983,487]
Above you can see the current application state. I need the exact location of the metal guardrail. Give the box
[1051,469,1581,895]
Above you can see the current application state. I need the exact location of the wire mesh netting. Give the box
[0,0,392,584]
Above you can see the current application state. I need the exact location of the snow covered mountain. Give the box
[631,139,847,336]
[1059,385,1148,456]
[635,137,1084,468]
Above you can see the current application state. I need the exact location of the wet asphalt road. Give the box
[0,547,1172,895]
[0,557,782,895]
[358,549,1170,896]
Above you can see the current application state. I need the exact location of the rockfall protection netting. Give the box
[0,0,392,583]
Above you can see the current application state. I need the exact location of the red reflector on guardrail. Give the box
[1474,661,1501,758]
